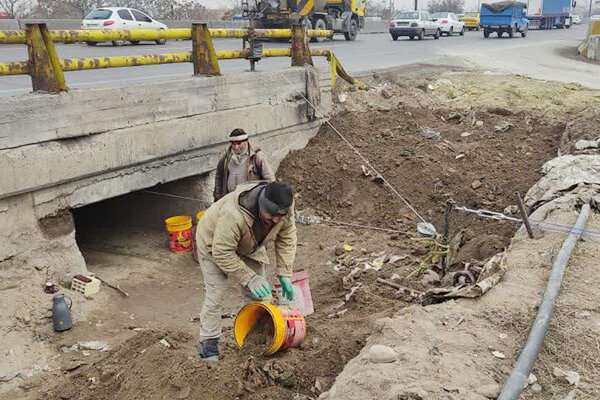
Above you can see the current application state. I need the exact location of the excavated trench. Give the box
[14,70,600,400]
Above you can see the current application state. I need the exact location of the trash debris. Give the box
[460,131,473,137]
[475,120,484,128]
[0,372,28,383]
[344,283,362,302]
[368,344,397,363]
[361,165,371,177]
[491,350,506,359]
[343,244,353,252]
[503,205,518,215]
[419,127,441,140]
[95,275,129,297]
[446,112,464,123]
[574,139,599,150]
[327,309,348,318]
[159,339,171,348]
[376,278,423,300]
[77,341,109,352]
[262,359,295,388]
[553,367,580,386]
[528,373,537,385]
[44,281,59,294]
[372,175,385,184]
[417,222,437,238]
[530,383,543,393]
[494,121,515,133]
[455,154,465,160]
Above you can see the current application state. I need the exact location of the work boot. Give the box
[197,338,219,362]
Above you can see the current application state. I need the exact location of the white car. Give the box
[571,14,582,24]
[389,10,441,40]
[431,12,465,36]
[81,7,168,46]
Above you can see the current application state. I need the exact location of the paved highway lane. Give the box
[1,24,598,96]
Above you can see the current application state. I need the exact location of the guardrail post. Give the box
[291,24,313,67]
[191,23,221,76]
[25,23,68,93]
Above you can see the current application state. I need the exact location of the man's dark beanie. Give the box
[264,182,293,209]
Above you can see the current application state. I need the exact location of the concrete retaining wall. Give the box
[0,67,332,278]
[578,18,600,61]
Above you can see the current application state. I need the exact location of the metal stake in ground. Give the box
[515,192,535,239]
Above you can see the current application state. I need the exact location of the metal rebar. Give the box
[498,203,592,400]
[516,192,535,239]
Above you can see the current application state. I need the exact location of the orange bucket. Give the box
[165,216,193,253]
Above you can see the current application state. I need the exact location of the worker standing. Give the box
[213,128,275,202]
[195,181,297,362]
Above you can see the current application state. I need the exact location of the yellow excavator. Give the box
[245,0,366,41]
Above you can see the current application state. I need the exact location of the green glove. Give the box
[278,276,295,301]
[246,274,272,300]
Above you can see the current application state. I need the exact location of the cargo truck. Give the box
[525,0,576,29]
[246,0,366,41]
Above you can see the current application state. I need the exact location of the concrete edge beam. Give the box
[0,68,330,150]
[32,119,323,218]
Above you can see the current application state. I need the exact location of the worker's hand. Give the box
[246,274,272,300]
[278,276,295,301]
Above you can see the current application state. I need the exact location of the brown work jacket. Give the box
[213,144,275,202]
[196,182,297,285]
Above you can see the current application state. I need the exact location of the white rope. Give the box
[278,69,428,224]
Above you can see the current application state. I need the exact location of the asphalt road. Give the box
[1,24,599,96]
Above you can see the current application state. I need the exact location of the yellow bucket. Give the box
[234,302,306,355]
[165,215,193,253]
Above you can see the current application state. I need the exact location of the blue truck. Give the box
[526,0,576,29]
[480,1,529,38]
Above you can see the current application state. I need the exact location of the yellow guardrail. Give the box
[0,28,333,44]
[0,23,361,93]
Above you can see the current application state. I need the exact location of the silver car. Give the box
[389,10,442,41]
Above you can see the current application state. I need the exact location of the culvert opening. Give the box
[72,175,210,261]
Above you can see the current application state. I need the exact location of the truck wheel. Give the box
[312,18,328,42]
[483,29,490,38]
[459,26,464,36]
[521,25,528,37]
[417,29,424,40]
[392,34,399,41]
[409,35,414,40]
[434,29,441,39]
[508,27,514,38]
[344,19,358,41]
[86,41,97,46]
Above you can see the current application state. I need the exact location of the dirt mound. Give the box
[42,315,377,400]
[280,105,563,241]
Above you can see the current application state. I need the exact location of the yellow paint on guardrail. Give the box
[0,47,361,89]
[0,24,361,92]
[0,28,333,44]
